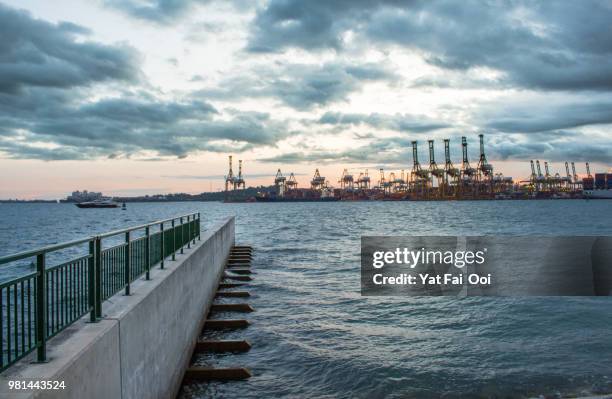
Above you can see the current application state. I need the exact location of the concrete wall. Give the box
[0,217,234,399]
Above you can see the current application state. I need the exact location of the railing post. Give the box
[180,217,184,254]
[187,215,191,249]
[35,253,46,362]
[124,231,131,295]
[171,219,176,261]
[145,226,151,280]
[88,240,96,322]
[95,237,102,319]
[197,212,201,241]
[192,214,196,244]
[160,222,165,269]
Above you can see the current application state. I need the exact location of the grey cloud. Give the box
[248,0,612,91]
[479,99,612,133]
[273,63,394,109]
[0,88,290,160]
[104,0,209,24]
[196,62,396,110]
[0,139,102,161]
[366,1,612,91]
[104,0,251,24]
[246,0,403,52]
[319,112,450,133]
[259,136,416,165]
[0,4,140,94]
[486,132,612,164]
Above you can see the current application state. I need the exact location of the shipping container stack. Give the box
[594,173,606,189]
[607,173,612,189]
[583,176,594,190]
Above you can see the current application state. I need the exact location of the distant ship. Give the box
[75,199,119,208]
[583,189,612,199]
[255,188,339,202]
[255,195,340,202]
[583,172,612,199]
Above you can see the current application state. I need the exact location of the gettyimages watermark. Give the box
[361,236,612,296]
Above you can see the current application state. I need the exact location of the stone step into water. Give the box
[202,319,250,331]
[194,340,251,353]
[218,282,247,289]
[216,291,250,298]
[224,274,252,281]
[184,367,252,381]
[210,303,254,313]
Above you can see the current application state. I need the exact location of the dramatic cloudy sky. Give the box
[1,0,611,198]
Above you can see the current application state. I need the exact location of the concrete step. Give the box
[223,274,252,281]
[210,303,254,313]
[227,258,250,264]
[218,283,246,289]
[216,291,250,298]
[203,319,250,330]
[227,262,251,267]
[226,269,251,275]
[184,367,251,381]
[232,246,252,250]
[227,263,251,268]
[227,264,251,269]
[194,340,251,353]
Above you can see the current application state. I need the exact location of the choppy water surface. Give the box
[1,201,612,398]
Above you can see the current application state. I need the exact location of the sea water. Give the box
[1,201,611,398]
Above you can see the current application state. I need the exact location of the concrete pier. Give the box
[0,217,235,399]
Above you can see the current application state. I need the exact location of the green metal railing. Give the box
[0,212,201,371]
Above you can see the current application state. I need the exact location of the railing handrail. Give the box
[97,212,198,239]
[0,237,93,265]
[0,212,199,266]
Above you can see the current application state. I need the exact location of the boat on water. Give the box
[583,172,612,199]
[255,187,340,202]
[75,199,119,208]
[255,195,340,202]
[583,189,612,199]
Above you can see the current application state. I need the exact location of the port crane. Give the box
[339,169,354,190]
[356,169,371,189]
[234,160,245,190]
[544,162,552,189]
[286,173,298,191]
[535,160,545,191]
[311,169,326,191]
[529,160,538,190]
[477,134,493,180]
[571,162,581,190]
[428,140,445,197]
[275,169,287,197]
[460,137,477,196]
[461,137,476,178]
[391,172,405,192]
[444,139,460,197]
[586,162,592,178]
[411,141,430,197]
[225,155,235,193]
[378,169,391,194]
[563,162,572,189]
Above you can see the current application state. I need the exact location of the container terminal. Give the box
[224,134,612,202]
